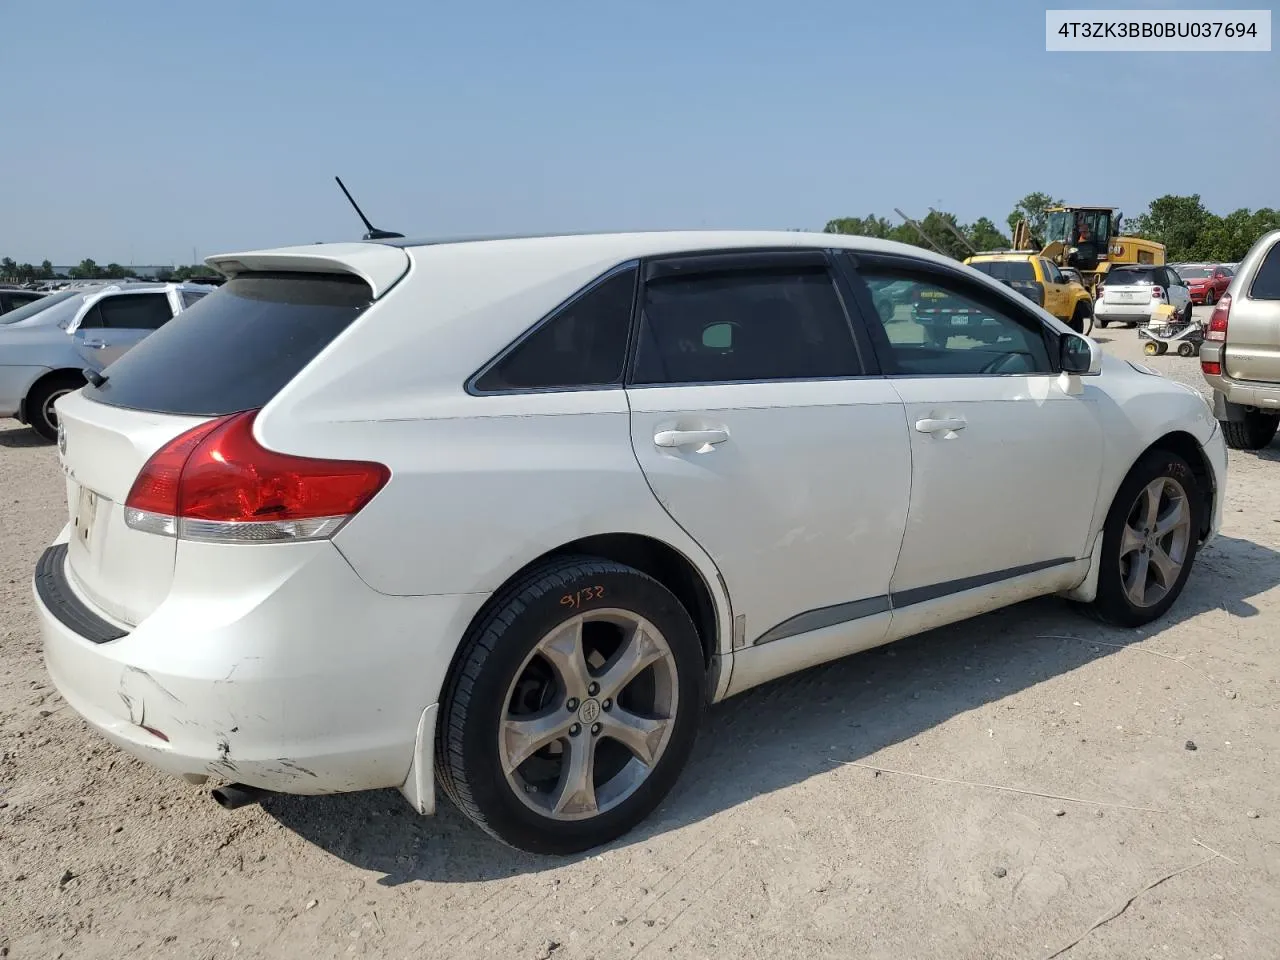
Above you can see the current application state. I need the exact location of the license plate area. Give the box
[74,485,99,548]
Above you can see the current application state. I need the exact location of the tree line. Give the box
[824,192,1280,264]
[0,257,218,283]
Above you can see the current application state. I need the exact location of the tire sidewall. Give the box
[1095,452,1203,626]
[449,561,705,854]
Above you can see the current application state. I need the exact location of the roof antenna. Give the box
[334,176,404,240]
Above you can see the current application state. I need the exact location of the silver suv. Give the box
[1201,229,1280,449]
[0,282,209,442]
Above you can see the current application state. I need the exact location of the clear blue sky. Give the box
[2,0,1275,264]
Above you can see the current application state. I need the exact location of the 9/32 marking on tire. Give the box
[560,586,604,609]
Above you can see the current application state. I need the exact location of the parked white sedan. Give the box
[34,231,1226,854]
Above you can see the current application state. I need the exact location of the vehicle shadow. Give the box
[0,426,49,448]
[265,533,1278,885]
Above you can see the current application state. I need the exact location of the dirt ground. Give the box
[2,308,1278,960]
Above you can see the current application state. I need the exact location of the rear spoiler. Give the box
[205,243,410,299]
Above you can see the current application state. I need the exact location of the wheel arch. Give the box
[20,368,87,425]
[1139,430,1216,540]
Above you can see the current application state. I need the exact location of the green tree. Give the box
[1124,194,1211,262]
[69,258,103,280]
[16,263,36,282]
[965,216,1010,252]
[1006,192,1062,244]
[0,257,15,279]
[823,215,896,239]
[39,260,54,279]
[171,263,218,280]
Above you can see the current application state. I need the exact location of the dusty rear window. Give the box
[85,272,372,415]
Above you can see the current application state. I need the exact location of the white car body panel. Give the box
[32,230,1227,813]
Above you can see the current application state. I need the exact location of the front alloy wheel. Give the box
[1117,476,1192,609]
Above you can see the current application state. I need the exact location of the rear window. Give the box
[968,260,1036,283]
[1251,241,1280,300]
[1177,266,1212,279]
[85,272,372,415]
[1106,267,1158,285]
[0,288,78,324]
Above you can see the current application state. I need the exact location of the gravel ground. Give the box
[2,309,1278,960]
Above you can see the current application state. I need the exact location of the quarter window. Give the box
[1250,242,1280,300]
[631,266,860,385]
[858,268,1052,376]
[473,266,637,392]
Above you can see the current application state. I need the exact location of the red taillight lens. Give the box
[1151,286,1164,299]
[124,410,390,543]
[1207,293,1231,342]
[1201,360,1222,376]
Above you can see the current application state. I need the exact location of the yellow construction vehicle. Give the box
[1011,205,1166,295]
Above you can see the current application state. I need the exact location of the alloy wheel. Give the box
[1119,476,1192,608]
[500,609,679,821]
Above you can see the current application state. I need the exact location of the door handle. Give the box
[653,428,729,449]
[81,339,106,348]
[914,417,967,434]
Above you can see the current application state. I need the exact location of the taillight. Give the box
[1151,286,1164,300]
[1207,293,1231,341]
[1201,360,1222,376]
[124,410,390,543]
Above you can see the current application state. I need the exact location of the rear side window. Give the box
[80,293,173,330]
[180,290,208,308]
[1106,267,1158,285]
[86,273,372,415]
[631,266,859,385]
[968,260,1035,283]
[472,265,637,392]
[1251,242,1280,300]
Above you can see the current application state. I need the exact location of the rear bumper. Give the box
[1094,304,1155,324]
[1200,343,1280,413]
[35,531,486,803]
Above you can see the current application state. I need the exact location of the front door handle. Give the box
[80,339,106,349]
[654,428,729,449]
[914,417,967,434]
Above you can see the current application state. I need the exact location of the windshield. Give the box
[0,288,77,324]
[968,260,1035,282]
[1177,266,1212,279]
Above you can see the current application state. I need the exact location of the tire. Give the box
[1183,302,1195,325]
[1222,411,1280,450]
[436,555,705,854]
[1085,450,1205,627]
[1177,342,1196,358]
[1143,341,1159,356]
[1095,317,1109,329]
[1204,289,1216,307]
[25,372,85,443]
[1069,301,1092,335]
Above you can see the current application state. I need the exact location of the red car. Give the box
[1175,263,1233,306]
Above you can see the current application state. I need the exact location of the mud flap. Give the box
[399,703,437,816]
[1212,390,1247,422]
[1061,531,1104,603]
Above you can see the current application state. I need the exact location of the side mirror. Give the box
[1060,332,1101,376]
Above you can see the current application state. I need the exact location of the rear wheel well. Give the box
[25,368,87,409]
[1143,431,1214,539]
[548,534,720,667]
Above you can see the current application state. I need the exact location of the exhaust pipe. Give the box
[211,783,272,810]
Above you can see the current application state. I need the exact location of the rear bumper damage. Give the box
[34,529,486,810]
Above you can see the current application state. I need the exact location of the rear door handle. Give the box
[654,428,729,449]
[914,417,967,434]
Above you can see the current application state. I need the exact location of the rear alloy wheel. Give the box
[1222,411,1280,450]
[26,373,85,443]
[437,556,704,854]
[1085,451,1204,627]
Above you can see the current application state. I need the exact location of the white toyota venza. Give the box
[34,232,1227,854]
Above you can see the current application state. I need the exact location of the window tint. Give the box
[473,266,636,392]
[86,273,372,416]
[1252,241,1280,300]
[631,266,859,385]
[89,293,173,330]
[968,260,1035,283]
[1106,267,1158,285]
[859,268,1052,376]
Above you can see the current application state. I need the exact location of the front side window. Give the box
[631,265,860,385]
[860,267,1052,376]
[473,265,637,392]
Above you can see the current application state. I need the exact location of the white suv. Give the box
[34,232,1226,854]
[1094,264,1192,329]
